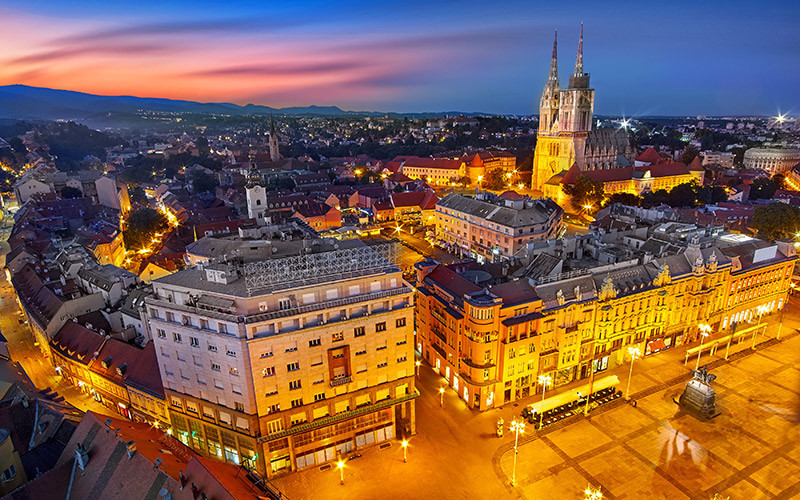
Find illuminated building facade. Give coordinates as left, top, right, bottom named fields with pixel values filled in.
left=435, top=193, right=563, bottom=263
left=531, top=26, right=633, bottom=192
left=147, top=238, right=415, bottom=477
left=415, top=238, right=795, bottom=410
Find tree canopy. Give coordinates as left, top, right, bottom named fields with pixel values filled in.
left=123, top=208, right=168, bottom=250
left=563, top=175, right=604, bottom=211
left=482, top=168, right=507, bottom=191
left=751, top=203, right=800, bottom=241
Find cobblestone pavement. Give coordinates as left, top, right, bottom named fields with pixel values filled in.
left=272, top=304, right=800, bottom=500
left=494, top=327, right=800, bottom=499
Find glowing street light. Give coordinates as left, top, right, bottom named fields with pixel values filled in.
left=584, top=484, right=603, bottom=500
left=337, top=460, right=345, bottom=485
left=439, top=387, right=445, bottom=407
left=415, top=360, right=421, bottom=376
left=402, top=439, right=409, bottom=463
left=695, top=323, right=712, bottom=370
left=509, top=418, right=525, bottom=486
left=776, top=112, right=787, bottom=124
left=537, top=374, right=552, bottom=429
left=753, top=304, right=769, bottom=350
left=625, top=346, right=641, bottom=400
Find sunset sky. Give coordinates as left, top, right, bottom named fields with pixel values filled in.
left=0, top=0, right=798, bottom=115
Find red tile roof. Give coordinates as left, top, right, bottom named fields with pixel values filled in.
left=636, top=147, right=661, bottom=164
left=425, top=265, right=481, bottom=297
left=51, top=322, right=106, bottom=364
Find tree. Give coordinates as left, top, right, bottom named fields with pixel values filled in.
left=191, top=173, right=218, bottom=194
left=605, top=192, right=641, bottom=207
left=129, top=186, right=147, bottom=205
left=751, top=203, right=800, bottom=241
left=123, top=208, right=168, bottom=250
left=458, top=175, right=472, bottom=187
left=563, top=175, right=604, bottom=211
left=482, top=168, right=506, bottom=191
left=641, top=189, right=670, bottom=207
left=678, top=144, right=699, bottom=166
left=772, top=174, right=786, bottom=191
left=749, top=177, right=777, bottom=200
left=667, top=182, right=699, bottom=207
left=60, top=186, right=83, bottom=199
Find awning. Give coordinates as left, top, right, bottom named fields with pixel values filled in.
left=648, top=339, right=666, bottom=351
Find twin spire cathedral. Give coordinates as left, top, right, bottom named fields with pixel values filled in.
left=531, top=24, right=633, bottom=192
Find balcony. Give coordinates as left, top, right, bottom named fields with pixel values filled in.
left=330, top=376, right=352, bottom=387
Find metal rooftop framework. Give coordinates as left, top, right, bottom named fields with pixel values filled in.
left=243, top=241, right=399, bottom=295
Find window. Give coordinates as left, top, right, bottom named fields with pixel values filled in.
left=291, top=398, right=303, bottom=408
left=377, top=359, right=388, bottom=368
left=258, top=302, right=267, bottom=312
left=289, top=380, right=301, bottom=391
left=218, top=323, right=228, bottom=334
left=193, top=355, right=202, bottom=367
left=278, top=298, right=292, bottom=310
left=234, top=401, right=244, bottom=411
left=263, top=366, right=276, bottom=377
left=232, top=384, right=242, bottom=394
left=229, top=366, right=239, bottom=376
left=211, top=362, right=221, bottom=371
left=354, top=327, right=365, bottom=337
left=376, top=340, right=387, bottom=351
left=202, top=407, right=215, bottom=419
left=396, top=318, right=406, bottom=328
left=157, top=329, right=166, bottom=339
left=181, top=315, right=191, bottom=326
left=265, top=385, right=278, bottom=396
left=199, top=319, right=209, bottom=330
left=170, top=396, right=182, bottom=408
left=287, top=362, right=300, bottom=372
left=261, top=348, right=273, bottom=358
left=397, top=355, right=407, bottom=363
left=332, top=332, right=344, bottom=342
left=268, top=404, right=281, bottom=416
left=173, top=332, right=182, bottom=343
left=186, top=402, right=198, bottom=414
left=509, top=348, right=516, bottom=359
left=166, top=312, right=175, bottom=322
left=208, top=343, right=217, bottom=352
left=309, top=338, right=321, bottom=347
left=2, top=464, right=17, bottom=481
left=219, top=412, right=231, bottom=425
left=314, top=392, right=326, bottom=402
left=226, top=348, right=237, bottom=357
left=190, top=337, right=199, bottom=347
left=214, top=379, right=224, bottom=389
left=375, top=322, right=386, bottom=332
left=285, top=341, right=298, bottom=353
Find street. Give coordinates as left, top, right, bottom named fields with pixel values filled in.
left=272, top=304, right=800, bottom=499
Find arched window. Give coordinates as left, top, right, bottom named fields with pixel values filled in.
left=256, top=199, right=261, bottom=206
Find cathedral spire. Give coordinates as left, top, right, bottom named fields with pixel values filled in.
left=547, top=30, right=559, bottom=89
left=573, top=22, right=584, bottom=77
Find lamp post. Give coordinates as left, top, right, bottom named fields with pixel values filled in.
left=509, top=418, right=525, bottom=486
left=695, top=324, right=711, bottom=370
left=439, top=387, right=445, bottom=407
left=537, top=375, right=552, bottom=430
left=753, top=305, right=768, bottom=350
left=624, top=346, right=641, bottom=400
left=415, top=360, right=421, bottom=376
left=584, top=484, right=603, bottom=500
left=337, top=460, right=344, bottom=485
left=402, top=439, right=408, bottom=463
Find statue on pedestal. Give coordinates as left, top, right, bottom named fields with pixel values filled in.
left=677, top=366, right=718, bottom=419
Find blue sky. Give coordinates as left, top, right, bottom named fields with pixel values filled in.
left=0, top=0, right=797, bottom=115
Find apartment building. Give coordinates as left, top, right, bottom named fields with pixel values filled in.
left=147, top=237, right=415, bottom=477
left=415, top=238, right=795, bottom=410
left=435, top=193, right=563, bottom=263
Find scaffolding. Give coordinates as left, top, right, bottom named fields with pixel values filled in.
left=243, top=242, right=399, bottom=295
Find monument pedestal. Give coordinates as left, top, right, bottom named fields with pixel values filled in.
left=677, top=366, right=719, bottom=420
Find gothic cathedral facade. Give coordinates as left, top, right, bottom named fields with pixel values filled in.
left=531, top=25, right=632, bottom=192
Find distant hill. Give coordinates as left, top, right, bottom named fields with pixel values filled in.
left=0, top=85, right=357, bottom=120
left=0, top=85, right=489, bottom=121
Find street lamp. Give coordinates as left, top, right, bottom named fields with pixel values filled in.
left=625, top=346, right=641, bottom=400
left=337, top=460, right=345, bottom=485
left=584, top=484, right=603, bottom=500
left=415, top=360, right=421, bottom=376
left=695, top=323, right=711, bottom=370
left=439, top=387, right=445, bottom=407
left=537, top=375, right=552, bottom=430
left=753, top=304, right=768, bottom=350
left=509, top=418, right=525, bottom=486
left=402, top=439, right=408, bottom=463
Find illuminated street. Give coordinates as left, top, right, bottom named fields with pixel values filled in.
left=272, top=306, right=800, bottom=499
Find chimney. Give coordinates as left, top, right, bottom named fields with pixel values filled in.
left=126, top=440, right=136, bottom=459
left=76, top=443, right=89, bottom=470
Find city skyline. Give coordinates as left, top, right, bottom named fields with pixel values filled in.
left=0, top=0, right=798, bottom=116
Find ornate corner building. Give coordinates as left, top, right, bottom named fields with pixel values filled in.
left=531, top=25, right=634, bottom=192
